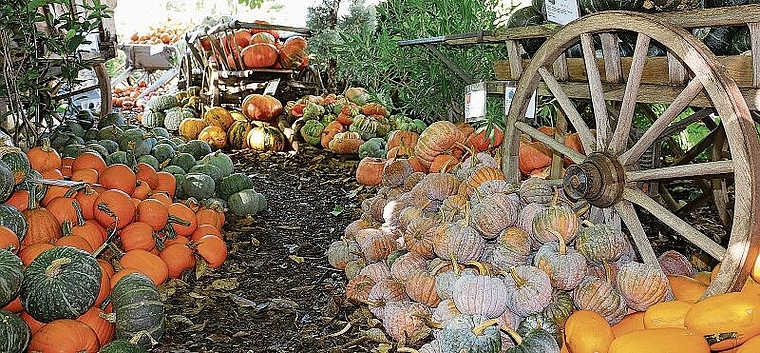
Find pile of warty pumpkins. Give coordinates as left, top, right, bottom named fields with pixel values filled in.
left=327, top=122, right=760, bottom=353
left=0, top=110, right=263, bottom=352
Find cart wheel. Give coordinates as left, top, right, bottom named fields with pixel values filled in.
left=503, top=11, right=760, bottom=297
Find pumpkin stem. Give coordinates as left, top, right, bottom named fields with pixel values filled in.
left=167, top=215, right=192, bottom=227
left=129, top=330, right=159, bottom=347
left=63, top=184, right=82, bottom=198
left=450, top=252, right=461, bottom=275
left=472, top=187, right=483, bottom=202
left=27, top=182, right=40, bottom=210
left=362, top=298, right=385, bottom=307
left=472, top=319, right=499, bottom=336
left=508, top=267, right=527, bottom=288
left=396, top=348, right=420, bottom=353
left=465, top=261, right=491, bottom=277
left=99, top=311, right=117, bottom=323
left=573, top=200, right=591, bottom=217
left=582, top=219, right=595, bottom=228
left=551, top=187, right=560, bottom=206
left=602, top=260, right=613, bottom=284
left=97, top=203, right=120, bottom=228
left=41, top=138, right=53, bottom=151
left=547, top=228, right=567, bottom=255
left=430, top=261, right=450, bottom=276
left=72, top=200, right=86, bottom=227
left=501, top=326, right=523, bottom=346
left=45, top=257, right=72, bottom=278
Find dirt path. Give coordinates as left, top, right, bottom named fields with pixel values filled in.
left=154, top=148, right=375, bottom=353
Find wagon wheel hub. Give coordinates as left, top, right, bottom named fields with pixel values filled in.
left=563, top=152, right=625, bottom=208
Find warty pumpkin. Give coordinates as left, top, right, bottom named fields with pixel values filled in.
left=345, top=274, right=375, bottom=304
left=503, top=265, right=552, bottom=317
left=533, top=230, right=587, bottom=290
left=414, top=121, right=465, bottom=168
left=0, top=309, right=30, bottom=353
left=452, top=264, right=509, bottom=319
left=572, top=275, right=628, bottom=325
left=439, top=314, right=502, bottom=353
left=488, top=227, right=532, bottom=270
left=471, top=193, right=519, bottom=239
left=197, top=125, right=228, bottom=150
left=356, top=157, right=385, bottom=186
left=382, top=301, right=432, bottom=344
left=178, top=118, right=209, bottom=140
left=367, top=278, right=408, bottom=320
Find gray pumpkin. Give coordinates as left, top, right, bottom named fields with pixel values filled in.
left=440, top=314, right=501, bottom=353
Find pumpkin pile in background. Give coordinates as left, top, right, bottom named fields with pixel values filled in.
left=326, top=128, right=760, bottom=352
left=202, top=23, right=309, bottom=70
left=0, top=109, right=266, bottom=352
left=127, top=22, right=187, bottom=45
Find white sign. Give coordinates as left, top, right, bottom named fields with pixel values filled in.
left=546, top=0, right=581, bottom=25
left=504, top=83, right=537, bottom=120
left=263, top=79, right=281, bottom=96
left=464, top=82, right=487, bottom=122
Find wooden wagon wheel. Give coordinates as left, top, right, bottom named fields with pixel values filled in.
left=502, top=11, right=760, bottom=297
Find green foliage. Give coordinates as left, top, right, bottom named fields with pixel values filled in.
left=307, top=0, right=515, bottom=122
left=237, top=0, right=266, bottom=9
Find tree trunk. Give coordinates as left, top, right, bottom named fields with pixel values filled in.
left=325, top=0, right=341, bottom=93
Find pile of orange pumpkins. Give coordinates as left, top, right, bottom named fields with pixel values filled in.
left=201, top=21, right=309, bottom=70
left=0, top=135, right=230, bottom=351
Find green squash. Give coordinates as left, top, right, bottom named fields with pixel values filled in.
left=702, top=27, right=736, bottom=55
left=169, top=137, right=185, bottom=146
left=60, top=120, right=86, bottom=138
left=300, top=120, right=325, bottom=146
left=98, top=112, right=127, bottom=129
left=59, top=144, right=87, bottom=159
left=151, top=143, right=176, bottom=165
left=161, top=165, right=186, bottom=177
left=0, top=249, right=23, bottom=307
left=99, top=338, right=149, bottom=353
left=189, top=164, right=224, bottom=184
left=137, top=155, right=160, bottom=171
left=0, top=309, right=31, bottom=353
left=181, top=173, right=216, bottom=200
left=20, top=246, right=101, bottom=323
left=97, top=139, right=120, bottom=154
left=85, top=143, right=110, bottom=159
left=141, top=110, right=165, bottom=129
left=730, top=26, right=751, bottom=54
left=227, top=189, right=267, bottom=216
left=504, top=328, right=560, bottom=353
left=506, top=7, right=545, bottom=56
left=14, top=169, right=46, bottom=203
left=0, top=205, right=27, bottom=242
left=217, top=173, right=254, bottom=201
left=119, top=129, right=153, bottom=158
left=107, top=151, right=136, bottom=168
left=97, top=125, right=124, bottom=141
left=543, top=289, right=574, bottom=329
left=150, top=127, right=170, bottom=139
left=0, top=147, right=30, bottom=185
left=518, top=313, right=562, bottom=348
left=247, top=125, right=286, bottom=153
left=75, top=110, right=95, bottom=130
left=302, top=102, right=326, bottom=120
left=320, top=113, right=337, bottom=126
left=358, top=137, right=386, bottom=159
left=84, top=128, right=99, bottom=142
left=111, top=273, right=165, bottom=348
left=163, top=107, right=195, bottom=131
left=440, top=314, right=502, bottom=353
left=227, top=120, right=253, bottom=150
left=348, top=114, right=378, bottom=140
left=200, top=150, right=234, bottom=177
left=171, top=153, right=197, bottom=173
left=145, top=95, right=179, bottom=113
left=178, top=140, right=213, bottom=160
left=0, top=161, right=15, bottom=202
left=578, top=0, right=645, bottom=14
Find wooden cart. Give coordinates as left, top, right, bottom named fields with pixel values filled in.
left=181, top=20, right=322, bottom=107
left=111, top=43, right=181, bottom=100
left=401, top=4, right=760, bottom=298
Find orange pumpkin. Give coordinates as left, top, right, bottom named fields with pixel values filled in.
left=21, top=195, right=62, bottom=246
left=60, top=157, right=75, bottom=178
left=386, top=131, right=419, bottom=151
left=429, top=154, right=459, bottom=173
left=612, top=311, right=646, bottom=338
left=565, top=310, right=615, bottom=353
left=20, top=311, right=46, bottom=334
left=26, top=139, right=61, bottom=172
left=0, top=225, right=20, bottom=253
left=74, top=186, right=100, bottom=220
left=197, top=125, right=228, bottom=150
left=131, top=180, right=153, bottom=200
left=18, top=243, right=54, bottom=267
left=148, top=192, right=173, bottom=207
left=27, top=319, right=100, bottom=353
left=76, top=307, right=114, bottom=346
left=196, top=206, right=225, bottom=229
left=241, top=43, right=279, bottom=68
left=40, top=168, right=64, bottom=180
left=2, top=296, right=23, bottom=313
left=356, top=157, right=385, bottom=186
left=160, top=243, right=196, bottom=279
left=518, top=135, right=553, bottom=176
left=155, top=172, right=177, bottom=199
left=119, top=221, right=156, bottom=252
left=54, top=235, right=94, bottom=252
left=70, top=168, right=99, bottom=184
left=120, top=249, right=169, bottom=285
left=72, top=151, right=107, bottom=174
left=191, top=224, right=223, bottom=241
left=135, top=163, right=159, bottom=190
left=321, top=121, right=345, bottom=149
left=99, top=164, right=137, bottom=195
left=137, top=199, right=169, bottom=231
left=4, top=190, right=29, bottom=211
left=241, top=94, right=282, bottom=123
left=168, top=203, right=198, bottom=237
left=93, top=189, right=136, bottom=230
left=194, top=234, right=228, bottom=269
left=109, top=268, right=141, bottom=289
left=279, top=35, right=308, bottom=69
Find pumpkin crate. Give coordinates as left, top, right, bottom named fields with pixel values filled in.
left=181, top=20, right=322, bottom=106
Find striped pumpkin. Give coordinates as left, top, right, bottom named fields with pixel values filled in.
left=20, top=246, right=101, bottom=323
left=203, top=107, right=235, bottom=131
left=0, top=249, right=23, bottom=308
left=227, top=120, right=253, bottom=150
left=0, top=147, right=29, bottom=185
left=0, top=309, right=30, bottom=353
left=246, top=125, right=286, bottom=152
left=111, top=273, right=165, bottom=348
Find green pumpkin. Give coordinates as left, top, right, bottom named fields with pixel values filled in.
left=14, top=169, right=46, bottom=203
left=164, top=107, right=195, bottom=131
left=358, top=137, right=386, bottom=159
left=107, top=151, right=136, bottom=168
left=151, top=143, right=176, bottom=165
left=141, top=110, right=165, bottom=128
left=151, top=127, right=170, bottom=139
left=506, top=7, right=546, bottom=56
left=85, top=143, right=110, bottom=159
left=702, top=27, right=737, bottom=55
left=730, top=26, right=751, bottom=54
left=227, top=189, right=267, bottom=216
left=97, top=139, right=120, bottom=154
left=75, top=110, right=95, bottom=130
left=20, top=246, right=101, bottom=323
left=171, top=153, right=197, bottom=173
left=302, top=102, right=326, bottom=120
left=59, top=144, right=87, bottom=159
left=0, top=249, right=23, bottom=307
left=0, top=205, right=27, bottom=242
left=111, top=273, right=165, bottom=348
left=247, top=126, right=286, bottom=152
left=60, top=120, right=86, bottom=138
left=440, top=314, right=501, bottom=353
left=189, top=164, right=224, bottom=184
left=518, top=313, right=562, bottom=348
left=98, top=112, right=127, bottom=129
left=0, top=309, right=31, bottom=353
left=0, top=161, right=15, bottom=202
left=49, top=132, right=77, bottom=151
left=543, top=289, right=574, bottom=329
left=181, top=173, right=216, bottom=200
left=227, top=120, right=253, bottom=150
left=97, top=125, right=124, bottom=141
left=504, top=328, right=560, bottom=353
left=575, top=224, right=627, bottom=265
left=320, top=113, right=337, bottom=126
left=119, top=128, right=153, bottom=158
left=200, top=150, right=234, bottom=177
left=375, top=116, right=392, bottom=137
left=137, top=155, right=160, bottom=171
left=84, top=128, right=99, bottom=142
left=0, top=147, right=30, bottom=185
left=348, top=114, right=378, bottom=140
left=161, top=165, right=186, bottom=176
left=178, top=140, right=212, bottom=160
left=146, top=94, right=179, bottom=113
left=99, top=338, right=149, bottom=353
left=217, top=173, right=254, bottom=201
left=300, top=120, right=325, bottom=146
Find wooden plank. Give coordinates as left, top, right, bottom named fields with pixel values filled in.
left=494, top=55, right=757, bottom=87
left=667, top=51, right=688, bottom=85
left=750, top=22, right=760, bottom=88
left=600, top=33, right=622, bottom=83
left=553, top=53, right=569, bottom=81
left=506, top=40, right=523, bottom=80
left=581, top=33, right=610, bottom=148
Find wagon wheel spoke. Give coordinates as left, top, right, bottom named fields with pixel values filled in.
left=538, top=67, right=596, bottom=152
left=515, top=121, right=586, bottom=163
left=581, top=33, right=609, bottom=149
left=625, top=160, right=734, bottom=182
left=609, top=33, right=650, bottom=154
left=613, top=201, right=660, bottom=268
left=622, top=187, right=726, bottom=259
left=619, top=77, right=704, bottom=166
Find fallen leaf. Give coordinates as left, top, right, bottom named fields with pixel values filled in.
left=232, top=331, right=249, bottom=338
left=363, top=328, right=390, bottom=343
left=276, top=225, right=301, bottom=230
left=251, top=237, right=260, bottom=246
left=330, top=205, right=344, bottom=216
left=229, top=293, right=257, bottom=308
left=183, top=320, right=207, bottom=332
left=206, top=333, right=231, bottom=343
left=376, top=343, right=392, bottom=353
left=195, top=258, right=208, bottom=279
left=289, top=255, right=304, bottom=264
left=209, top=278, right=239, bottom=291
left=268, top=298, right=299, bottom=312
left=169, top=315, right=194, bottom=326
left=188, top=292, right=206, bottom=299
left=346, top=186, right=363, bottom=199
left=236, top=216, right=255, bottom=226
